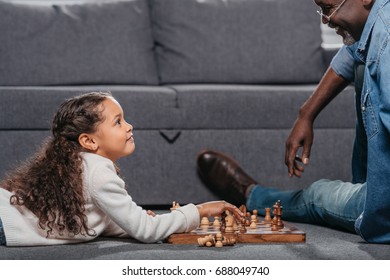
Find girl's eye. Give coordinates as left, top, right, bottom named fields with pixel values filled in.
left=116, top=119, right=121, bottom=126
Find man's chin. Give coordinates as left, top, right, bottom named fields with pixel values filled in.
left=334, top=26, right=356, bottom=46
left=340, top=30, right=356, bottom=45
left=342, top=35, right=356, bottom=46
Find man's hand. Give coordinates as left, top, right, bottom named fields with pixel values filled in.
left=284, top=67, right=350, bottom=178
left=285, top=117, right=313, bottom=177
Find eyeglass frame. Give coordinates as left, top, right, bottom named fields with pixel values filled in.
left=316, top=0, right=348, bottom=22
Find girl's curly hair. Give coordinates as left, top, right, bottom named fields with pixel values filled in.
left=0, top=91, right=112, bottom=237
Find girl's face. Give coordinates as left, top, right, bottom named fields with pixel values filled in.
left=91, top=97, right=135, bottom=162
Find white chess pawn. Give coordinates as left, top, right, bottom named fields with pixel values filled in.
left=213, top=216, right=220, bottom=227
left=215, top=233, right=223, bottom=248
left=201, top=217, right=210, bottom=227
left=250, top=214, right=257, bottom=229
left=253, top=209, right=259, bottom=222
left=197, top=234, right=215, bottom=247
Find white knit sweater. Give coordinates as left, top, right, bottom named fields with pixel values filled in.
left=0, top=153, right=200, bottom=246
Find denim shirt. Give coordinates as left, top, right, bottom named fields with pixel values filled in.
left=331, top=0, right=390, bottom=243
left=331, top=44, right=357, bottom=82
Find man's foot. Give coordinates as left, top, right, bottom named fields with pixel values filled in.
left=197, top=150, right=258, bottom=206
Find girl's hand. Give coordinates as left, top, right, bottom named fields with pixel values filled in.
left=196, top=200, right=245, bottom=220
left=146, top=210, right=156, bottom=217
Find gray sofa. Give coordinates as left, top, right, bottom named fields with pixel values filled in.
left=1, top=0, right=388, bottom=260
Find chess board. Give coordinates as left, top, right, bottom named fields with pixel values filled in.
left=166, top=221, right=306, bottom=244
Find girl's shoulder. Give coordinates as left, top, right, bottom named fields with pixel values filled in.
left=81, top=152, right=112, bottom=163
left=81, top=153, right=126, bottom=194
left=81, top=152, right=116, bottom=174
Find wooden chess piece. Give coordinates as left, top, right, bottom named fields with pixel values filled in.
left=271, top=217, right=278, bottom=231
left=213, top=216, right=221, bottom=227
left=276, top=206, right=284, bottom=229
left=250, top=214, right=257, bottom=229
left=276, top=215, right=284, bottom=229
left=203, top=234, right=215, bottom=247
left=271, top=201, right=277, bottom=231
left=220, top=211, right=227, bottom=233
left=240, top=217, right=247, bottom=233
left=201, top=217, right=210, bottom=228
left=253, top=209, right=259, bottom=222
left=271, top=200, right=284, bottom=230
left=245, top=212, right=251, bottom=226
left=222, top=237, right=236, bottom=246
left=225, top=211, right=235, bottom=233
left=215, top=233, right=223, bottom=247
left=277, top=203, right=284, bottom=229
left=233, top=217, right=239, bottom=231
left=197, top=234, right=215, bottom=247
left=264, top=207, right=272, bottom=224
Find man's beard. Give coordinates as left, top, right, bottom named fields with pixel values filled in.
left=343, top=31, right=356, bottom=45
left=335, top=26, right=356, bottom=45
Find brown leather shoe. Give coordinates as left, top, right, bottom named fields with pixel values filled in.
left=197, top=150, right=258, bottom=206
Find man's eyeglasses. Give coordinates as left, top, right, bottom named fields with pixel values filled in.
left=316, top=0, right=347, bottom=22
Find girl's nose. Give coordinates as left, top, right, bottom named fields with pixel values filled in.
left=127, top=122, right=133, bottom=132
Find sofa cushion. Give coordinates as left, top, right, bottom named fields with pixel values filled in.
left=170, top=85, right=356, bottom=129
left=151, top=0, right=325, bottom=84
left=0, top=86, right=178, bottom=129
left=0, top=0, right=158, bottom=86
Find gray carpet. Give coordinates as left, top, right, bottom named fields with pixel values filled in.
left=1, top=223, right=389, bottom=260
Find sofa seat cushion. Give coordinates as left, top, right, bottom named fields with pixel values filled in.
left=152, top=0, right=326, bottom=84
left=0, top=0, right=158, bottom=86
left=170, top=84, right=356, bottom=129
left=0, top=86, right=178, bottom=129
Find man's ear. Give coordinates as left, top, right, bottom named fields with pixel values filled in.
left=78, top=133, right=98, bottom=151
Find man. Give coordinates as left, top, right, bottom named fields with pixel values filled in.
left=197, top=0, right=390, bottom=243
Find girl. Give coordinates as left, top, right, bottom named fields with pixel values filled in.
left=0, top=92, right=243, bottom=246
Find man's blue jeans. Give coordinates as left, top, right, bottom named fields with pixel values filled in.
left=246, top=179, right=366, bottom=232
